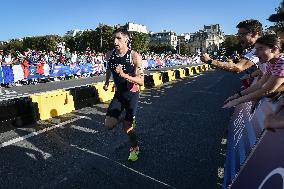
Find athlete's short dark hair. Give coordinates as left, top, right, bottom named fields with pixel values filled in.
left=113, top=27, right=131, bottom=38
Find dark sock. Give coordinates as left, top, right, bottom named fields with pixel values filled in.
left=128, top=130, right=138, bottom=147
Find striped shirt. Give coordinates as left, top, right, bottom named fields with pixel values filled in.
left=266, top=55, right=284, bottom=76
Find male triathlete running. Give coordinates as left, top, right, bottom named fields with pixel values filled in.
left=103, top=27, right=144, bottom=162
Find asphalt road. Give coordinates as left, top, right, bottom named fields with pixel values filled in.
left=0, top=69, right=241, bottom=189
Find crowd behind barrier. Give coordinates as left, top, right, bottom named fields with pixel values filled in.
left=0, top=63, right=106, bottom=86
left=0, top=48, right=202, bottom=87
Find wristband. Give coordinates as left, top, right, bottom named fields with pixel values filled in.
left=206, top=59, right=213, bottom=65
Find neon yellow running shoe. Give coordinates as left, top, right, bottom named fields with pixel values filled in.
left=128, top=146, right=140, bottom=162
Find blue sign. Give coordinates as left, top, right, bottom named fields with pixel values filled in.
left=0, top=66, right=3, bottom=84
left=2, top=65, right=14, bottom=84
left=223, top=98, right=276, bottom=188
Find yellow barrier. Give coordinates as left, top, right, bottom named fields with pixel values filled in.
left=93, top=82, right=115, bottom=103
left=204, top=64, right=209, bottom=70
left=197, top=66, right=201, bottom=73
left=208, top=64, right=211, bottom=70
left=167, top=70, right=176, bottom=81
left=31, top=90, right=75, bottom=120
left=191, top=66, right=200, bottom=74
left=139, top=85, right=145, bottom=91
left=151, top=72, right=163, bottom=86
left=177, top=68, right=186, bottom=78
left=198, top=65, right=204, bottom=72
left=186, top=67, right=194, bottom=76
left=203, top=64, right=209, bottom=71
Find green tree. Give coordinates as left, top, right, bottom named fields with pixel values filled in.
left=220, top=35, right=242, bottom=56
left=73, top=31, right=92, bottom=51
left=149, top=44, right=176, bottom=54
left=22, top=35, right=61, bottom=51
left=4, top=39, right=24, bottom=53
left=93, top=24, right=114, bottom=53
left=42, top=35, right=62, bottom=51
left=2, top=35, right=61, bottom=53
left=179, top=43, right=190, bottom=55
left=63, top=35, right=77, bottom=51
left=131, top=32, right=149, bottom=53
left=101, top=25, right=115, bottom=52
left=62, top=25, right=114, bottom=53
left=272, top=5, right=283, bottom=28
left=0, top=41, right=6, bottom=50
left=265, top=4, right=284, bottom=34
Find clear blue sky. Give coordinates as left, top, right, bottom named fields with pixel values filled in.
left=0, top=0, right=281, bottom=41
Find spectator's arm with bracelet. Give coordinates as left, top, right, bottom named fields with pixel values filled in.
left=207, top=58, right=254, bottom=73
left=201, top=52, right=254, bottom=73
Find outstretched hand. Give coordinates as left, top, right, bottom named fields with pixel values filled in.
left=200, top=53, right=211, bottom=63
left=222, top=99, right=240, bottom=109
left=224, top=93, right=239, bottom=104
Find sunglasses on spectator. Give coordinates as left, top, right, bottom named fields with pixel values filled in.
left=236, top=32, right=250, bottom=37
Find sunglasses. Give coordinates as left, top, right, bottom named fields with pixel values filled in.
left=236, top=32, right=250, bottom=37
